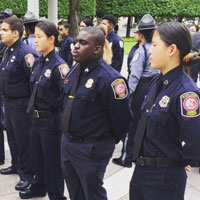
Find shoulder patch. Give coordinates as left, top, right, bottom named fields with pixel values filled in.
left=180, top=92, right=200, bottom=117
left=111, top=79, right=128, bottom=100
left=132, top=52, right=140, bottom=63
left=58, top=64, right=70, bottom=79
left=25, top=53, right=35, bottom=67
left=119, top=40, right=124, bottom=48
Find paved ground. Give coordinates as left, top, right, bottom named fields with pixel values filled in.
left=1, top=56, right=200, bottom=200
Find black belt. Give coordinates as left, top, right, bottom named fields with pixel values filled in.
left=136, top=157, right=183, bottom=167
left=65, top=132, right=111, bottom=143
left=33, top=110, right=59, bottom=118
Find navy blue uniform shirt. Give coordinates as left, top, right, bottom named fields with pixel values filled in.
left=107, top=31, right=124, bottom=72
left=31, top=50, right=69, bottom=111
left=140, top=65, right=200, bottom=164
left=59, top=34, right=74, bottom=67
left=63, top=57, right=132, bottom=143
left=1, top=40, right=38, bottom=98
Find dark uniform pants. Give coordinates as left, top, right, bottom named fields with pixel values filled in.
left=4, top=97, right=33, bottom=181
left=120, top=78, right=151, bottom=164
left=61, top=134, right=115, bottom=200
left=130, top=165, right=187, bottom=200
left=0, top=125, right=4, bottom=162
left=29, top=114, right=66, bottom=200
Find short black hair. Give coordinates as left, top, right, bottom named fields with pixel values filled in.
left=36, top=20, right=59, bottom=47
left=59, top=21, right=70, bottom=29
left=81, top=26, right=105, bottom=48
left=3, top=16, right=24, bottom=38
left=82, top=18, right=93, bottom=27
left=102, top=14, right=116, bottom=26
left=157, top=22, right=192, bottom=61
left=24, top=22, right=37, bottom=34
left=139, top=29, right=155, bottom=43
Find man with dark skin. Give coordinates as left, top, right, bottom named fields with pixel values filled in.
left=61, top=27, right=131, bottom=200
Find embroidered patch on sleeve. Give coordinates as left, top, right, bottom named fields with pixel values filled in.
left=180, top=92, right=200, bottom=117
left=119, top=40, right=124, bottom=48
left=131, top=52, right=140, bottom=63
left=111, top=79, right=128, bottom=99
left=25, top=53, right=35, bottom=67
left=58, top=64, right=70, bottom=79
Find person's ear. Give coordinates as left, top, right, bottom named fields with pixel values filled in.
left=12, top=30, right=19, bottom=38
left=49, top=35, right=55, bottom=45
left=169, top=44, right=178, bottom=57
left=94, top=46, right=103, bottom=55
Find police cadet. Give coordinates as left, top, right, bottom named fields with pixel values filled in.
left=58, top=21, right=74, bottom=67
left=101, top=14, right=124, bottom=72
left=0, top=16, right=38, bottom=191
left=61, top=27, right=131, bottom=200
left=113, top=15, right=159, bottom=168
left=23, top=11, right=39, bottom=51
left=19, top=20, right=67, bottom=200
left=0, top=9, right=13, bottom=166
left=129, top=22, right=200, bottom=200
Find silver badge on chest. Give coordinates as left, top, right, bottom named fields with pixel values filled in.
left=159, top=95, right=170, bottom=108
left=44, top=69, right=51, bottom=78
left=85, top=78, right=94, bottom=88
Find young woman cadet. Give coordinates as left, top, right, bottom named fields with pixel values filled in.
left=129, top=22, right=200, bottom=200
left=19, top=20, right=68, bottom=200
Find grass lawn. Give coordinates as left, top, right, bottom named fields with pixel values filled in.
left=122, top=37, right=136, bottom=55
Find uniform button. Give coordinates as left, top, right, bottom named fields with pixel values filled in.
left=146, top=109, right=149, bottom=112
left=10, top=48, right=14, bottom=51
left=164, top=80, right=168, bottom=85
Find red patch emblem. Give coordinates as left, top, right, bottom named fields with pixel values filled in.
left=25, top=54, right=35, bottom=67
left=115, top=82, right=126, bottom=95
left=180, top=92, right=200, bottom=117
left=111, top=79, right=128, bottom=99
left=58, top=64, right=70, bottom=79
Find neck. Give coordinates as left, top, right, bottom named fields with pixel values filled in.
left=161, top=61, right=180, bottom=75
left=7, top=38, right=19, bottom=47
left=42, top=47, right=54, bottom=57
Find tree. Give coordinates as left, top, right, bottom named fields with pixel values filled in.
left=69, top=0, right=81, bottom=39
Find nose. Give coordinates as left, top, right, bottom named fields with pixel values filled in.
left=74, top=41, right=80, bottom=49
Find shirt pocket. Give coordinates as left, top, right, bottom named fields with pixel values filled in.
left=6, top=62, right=18, bottom=79
left=37, top=77, right=51, bottom=97
left=150, top=106, right=169, bottom=125
left=74, top=89, right=97, bottom=117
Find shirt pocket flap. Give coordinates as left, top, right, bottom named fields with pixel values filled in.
left=38, top=77, right=51, bottom=88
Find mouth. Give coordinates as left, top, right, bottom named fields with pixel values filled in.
left=72, top=50, right=78, bottom=57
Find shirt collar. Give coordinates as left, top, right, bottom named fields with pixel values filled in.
left=80, top=57, right=102, bottom=74
left=10, top=39, right=22, bottom=52
left=161, top=65, right=183, bottom=88
left=41, top=49, right=56, bottom=63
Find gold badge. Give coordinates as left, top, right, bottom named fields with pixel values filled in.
left=85, top=78, right=94, bottom=88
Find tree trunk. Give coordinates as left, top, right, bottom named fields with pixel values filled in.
left=69, top=0, right=81, bottom=39
left=126, top=16, right=133, bottom=37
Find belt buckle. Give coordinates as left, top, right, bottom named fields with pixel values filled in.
left=138, top=157, right=145, bottom=167
left=34, top=110, right=40, bottom=118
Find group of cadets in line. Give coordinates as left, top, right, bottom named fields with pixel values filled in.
left=0, top=8, right=200, bottom=200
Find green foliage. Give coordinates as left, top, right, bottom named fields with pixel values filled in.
left=96, top=0, right=200, bottom=19
left=0, top=0, right=95, bottom=19
left=81, top=0, right=96, bottom=18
